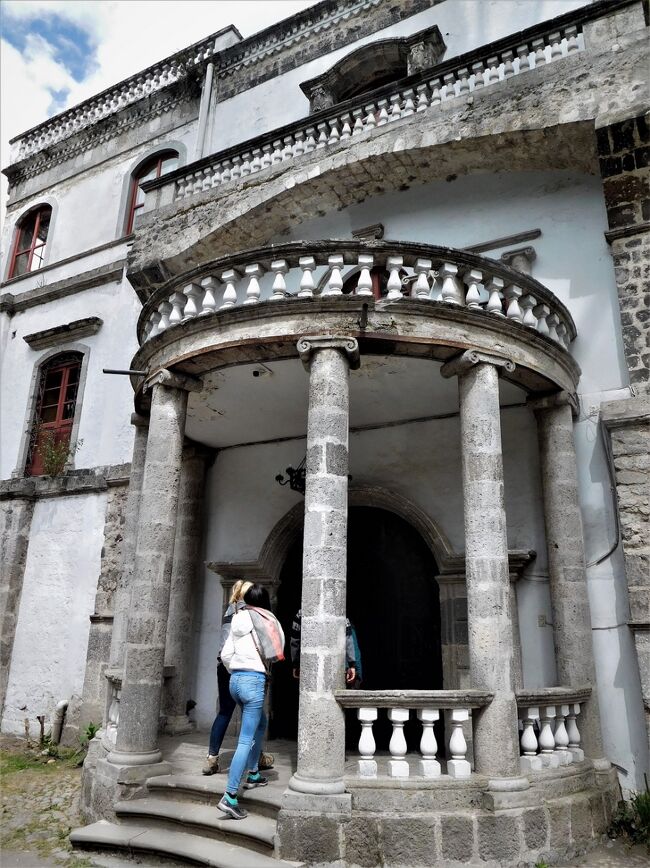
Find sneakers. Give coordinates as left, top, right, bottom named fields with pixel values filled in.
left=217, top=793, right=247, bottom=820
left=259, top=752, right=274, bottom=770
left=202, top=754, right=220, bottom=775
left=243, top=772, right=268, bottom=789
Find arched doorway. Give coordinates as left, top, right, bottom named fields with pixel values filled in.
left=271, top=506, right=443, bottom=750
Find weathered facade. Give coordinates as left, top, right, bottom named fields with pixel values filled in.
left=1, top=0, right=649, bottom=865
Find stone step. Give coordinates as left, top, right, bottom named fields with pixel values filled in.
left=71, top=820, right=301, bottom=867
left=147, top=773, right=283, bottom=817
left=115, top=797, right=276, bottom=854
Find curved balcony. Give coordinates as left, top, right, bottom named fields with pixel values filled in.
left=133, top=240, right=579, bottom=398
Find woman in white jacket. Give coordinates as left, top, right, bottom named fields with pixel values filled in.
left=218, top=583, right=285, bottom=820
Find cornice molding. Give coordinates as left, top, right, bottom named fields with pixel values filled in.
left=23, top=316, right=103, bottom=350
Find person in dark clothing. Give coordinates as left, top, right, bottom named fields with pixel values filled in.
left=290, top=609, right=362, bottom=686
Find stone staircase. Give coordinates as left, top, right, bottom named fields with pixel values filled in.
left=71, top=740, right=302, bottom=867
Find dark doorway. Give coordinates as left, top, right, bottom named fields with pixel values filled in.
left=270, top=506, right=443, bottom=752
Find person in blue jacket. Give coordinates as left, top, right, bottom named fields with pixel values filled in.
left=290, top=609, right=362, bottom=687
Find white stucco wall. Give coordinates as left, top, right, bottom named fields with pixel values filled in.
left=0, top=276, right=140, bottom=478
left=210, top=0, right=590, bottom=154
left=1, top=493, right=106, bottom=735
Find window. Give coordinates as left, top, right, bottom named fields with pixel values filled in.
left=9, top=205, right=52, bottom=279
left=126, top=151, right=179, bottom=234
left=26, top=352, right=82, bottom=476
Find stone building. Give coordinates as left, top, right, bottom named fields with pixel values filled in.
left=1, top=0, right=649, bottom=864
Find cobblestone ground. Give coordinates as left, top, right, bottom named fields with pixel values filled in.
left=1, top=737, right=648, bottom=867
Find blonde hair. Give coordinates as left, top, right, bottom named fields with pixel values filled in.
left=229, top=580, right=253, bottom=604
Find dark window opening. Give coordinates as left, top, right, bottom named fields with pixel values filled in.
left=26, top=352, right=82, bottom=477
left=126, top=151, right=179, bottom=234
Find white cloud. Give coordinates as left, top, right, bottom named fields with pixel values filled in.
left=1, top=0, right=317, bottom=218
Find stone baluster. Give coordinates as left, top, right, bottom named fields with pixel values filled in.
left=386, top=256, right=404, bottom=300
left=364, top=103, right=377, bottom=129
left=441, top=262, right=464, bottom=305
left=517, top=45, right=531, bottom=72
left=532, top=38, right=547, bottom=66
left=157, top=300, right=173, bottom=333
left=261, top=143, right=273, bottom=167
left=553, top=704, right=571, bottom=765
left=564, top=26, right=580, bottom=54
left=504, top=285, right=523, bottom=322
left=486, top=56, right=500, bottom=85
left=182, top=282, right=204, bottom=320
left=358, top=708, right=378, bottom=778
left=200, top=277, right=219, bottom=315
left=447, top=708, right=471, bottom=778
left=534, top=303, right=550, bottom=335
left=546, top=312, right=560, bottom=342
left=351, top=110, right=365, bottom=135
left=210, top=164, right=222, bottom=189
left=270, top=260, right=289, bottom=300
left=316, top=123, right=329, bottom=148
left=168, top=291, right=187, bottom=326
left=471, top=61, right=485, bottom=89
left=328, top=120, right=340, bottom=145
left=442, top=72, right=456, bottom=100
left=549, top=32, right=563, bottom=61
left=323, top=255, right=344, bottom=297
left=457, top=68, right=471, bottom=95
left=464, top=268, right=482, bottom=309
left=414, top=259, right=432, bottom=300
left=416, top=83, right=430, bottom=112
left=502, top=50, right=515, bottom=78
left=220, top=163, right=232, bottom=184
left=105, top=680, right=121, bottom=747
left=556, top=322, right=569, bottom=348
left=340, top=114, right=352, bottom=139
left=292, top=132, right=305, bottom=157
left=282, top=136, right=294, bottom=160
left=287, top=336, right=359, bottom=805
left=538, top=706, right=560, bottom=767
left=388, top=708, right=409, bottom=777
left=485, top=276, right=505, bottom=315
left=244, top=263, right=264, bottom=305
left=230, top=155, right=242, bottom=179
left=272, top=139, right=284, bottom=161
left=377, top=99, right=389, bottom=126
left=298, top=256, right=316, bottom=298
left=567, top=703, right=584, bottom=762
left=220, top=268, right=240, bottom=309
left=520, top=294, right=538, bottom=328
left=250, top=148, right=262, bottom=172
left=389, top=94, right=402, bottom=121
left=401, top=89, right=416, bottom=117
left=146, top=311, right=161, bottom=340
left=355, top=254, right=374, bottom=297
left=519, top=707, right=543, bottom=772
left=418, top=709, right=441, bottom=777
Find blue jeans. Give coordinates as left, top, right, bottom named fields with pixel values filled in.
left=226, top=671, right=267, bottom=795
left=208, top=663, right=236, bottom=756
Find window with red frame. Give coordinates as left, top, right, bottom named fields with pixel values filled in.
left=27, top=352, right=82, bottom=476
left=126, top=151, right=179, bottom=234
left=9, top=205, right=52, bottom=279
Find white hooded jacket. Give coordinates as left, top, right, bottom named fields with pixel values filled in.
left=221, top=609, right=265, bottom=674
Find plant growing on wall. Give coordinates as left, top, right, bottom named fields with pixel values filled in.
left=34, top=426, right=83, bottom=476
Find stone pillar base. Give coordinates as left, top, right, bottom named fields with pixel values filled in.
left=81, top=754, right=172, bottom=823
left=164, top=714, right=196, bottom=735
left=278, top=791, right=352, bottom=865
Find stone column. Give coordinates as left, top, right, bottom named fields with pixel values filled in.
left=107, top=414, right=149, bottom=673
left=108, top=371, right=200, bottom=766
left=163, top=442, right=209, bottom=734
left=289, top=336, right=359, bottom=796
left=530, top=393, right=607, bottom=764
left=441, top=350, right=524, bottom=784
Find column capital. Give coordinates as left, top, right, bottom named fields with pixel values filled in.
left=297, top=335, right=360, bottom=370
left=143, top=368, right=202, bottom=395
left=440, top=349, right=515, bottom=379
left=500, top=246, right=537, bottom=274
left=527, top=390, right=579, bottom=416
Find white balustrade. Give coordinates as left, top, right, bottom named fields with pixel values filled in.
left=388, top=707, right=410, bottom=777
left=418, top=708, right=441, bottom=777
left=447, top=708, right=471, bottom=778
left=140, top=246, right=575, bottom=355
left=517, top=698, right=586, bottom=771
left=357, top=707, right=378, bottom=777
